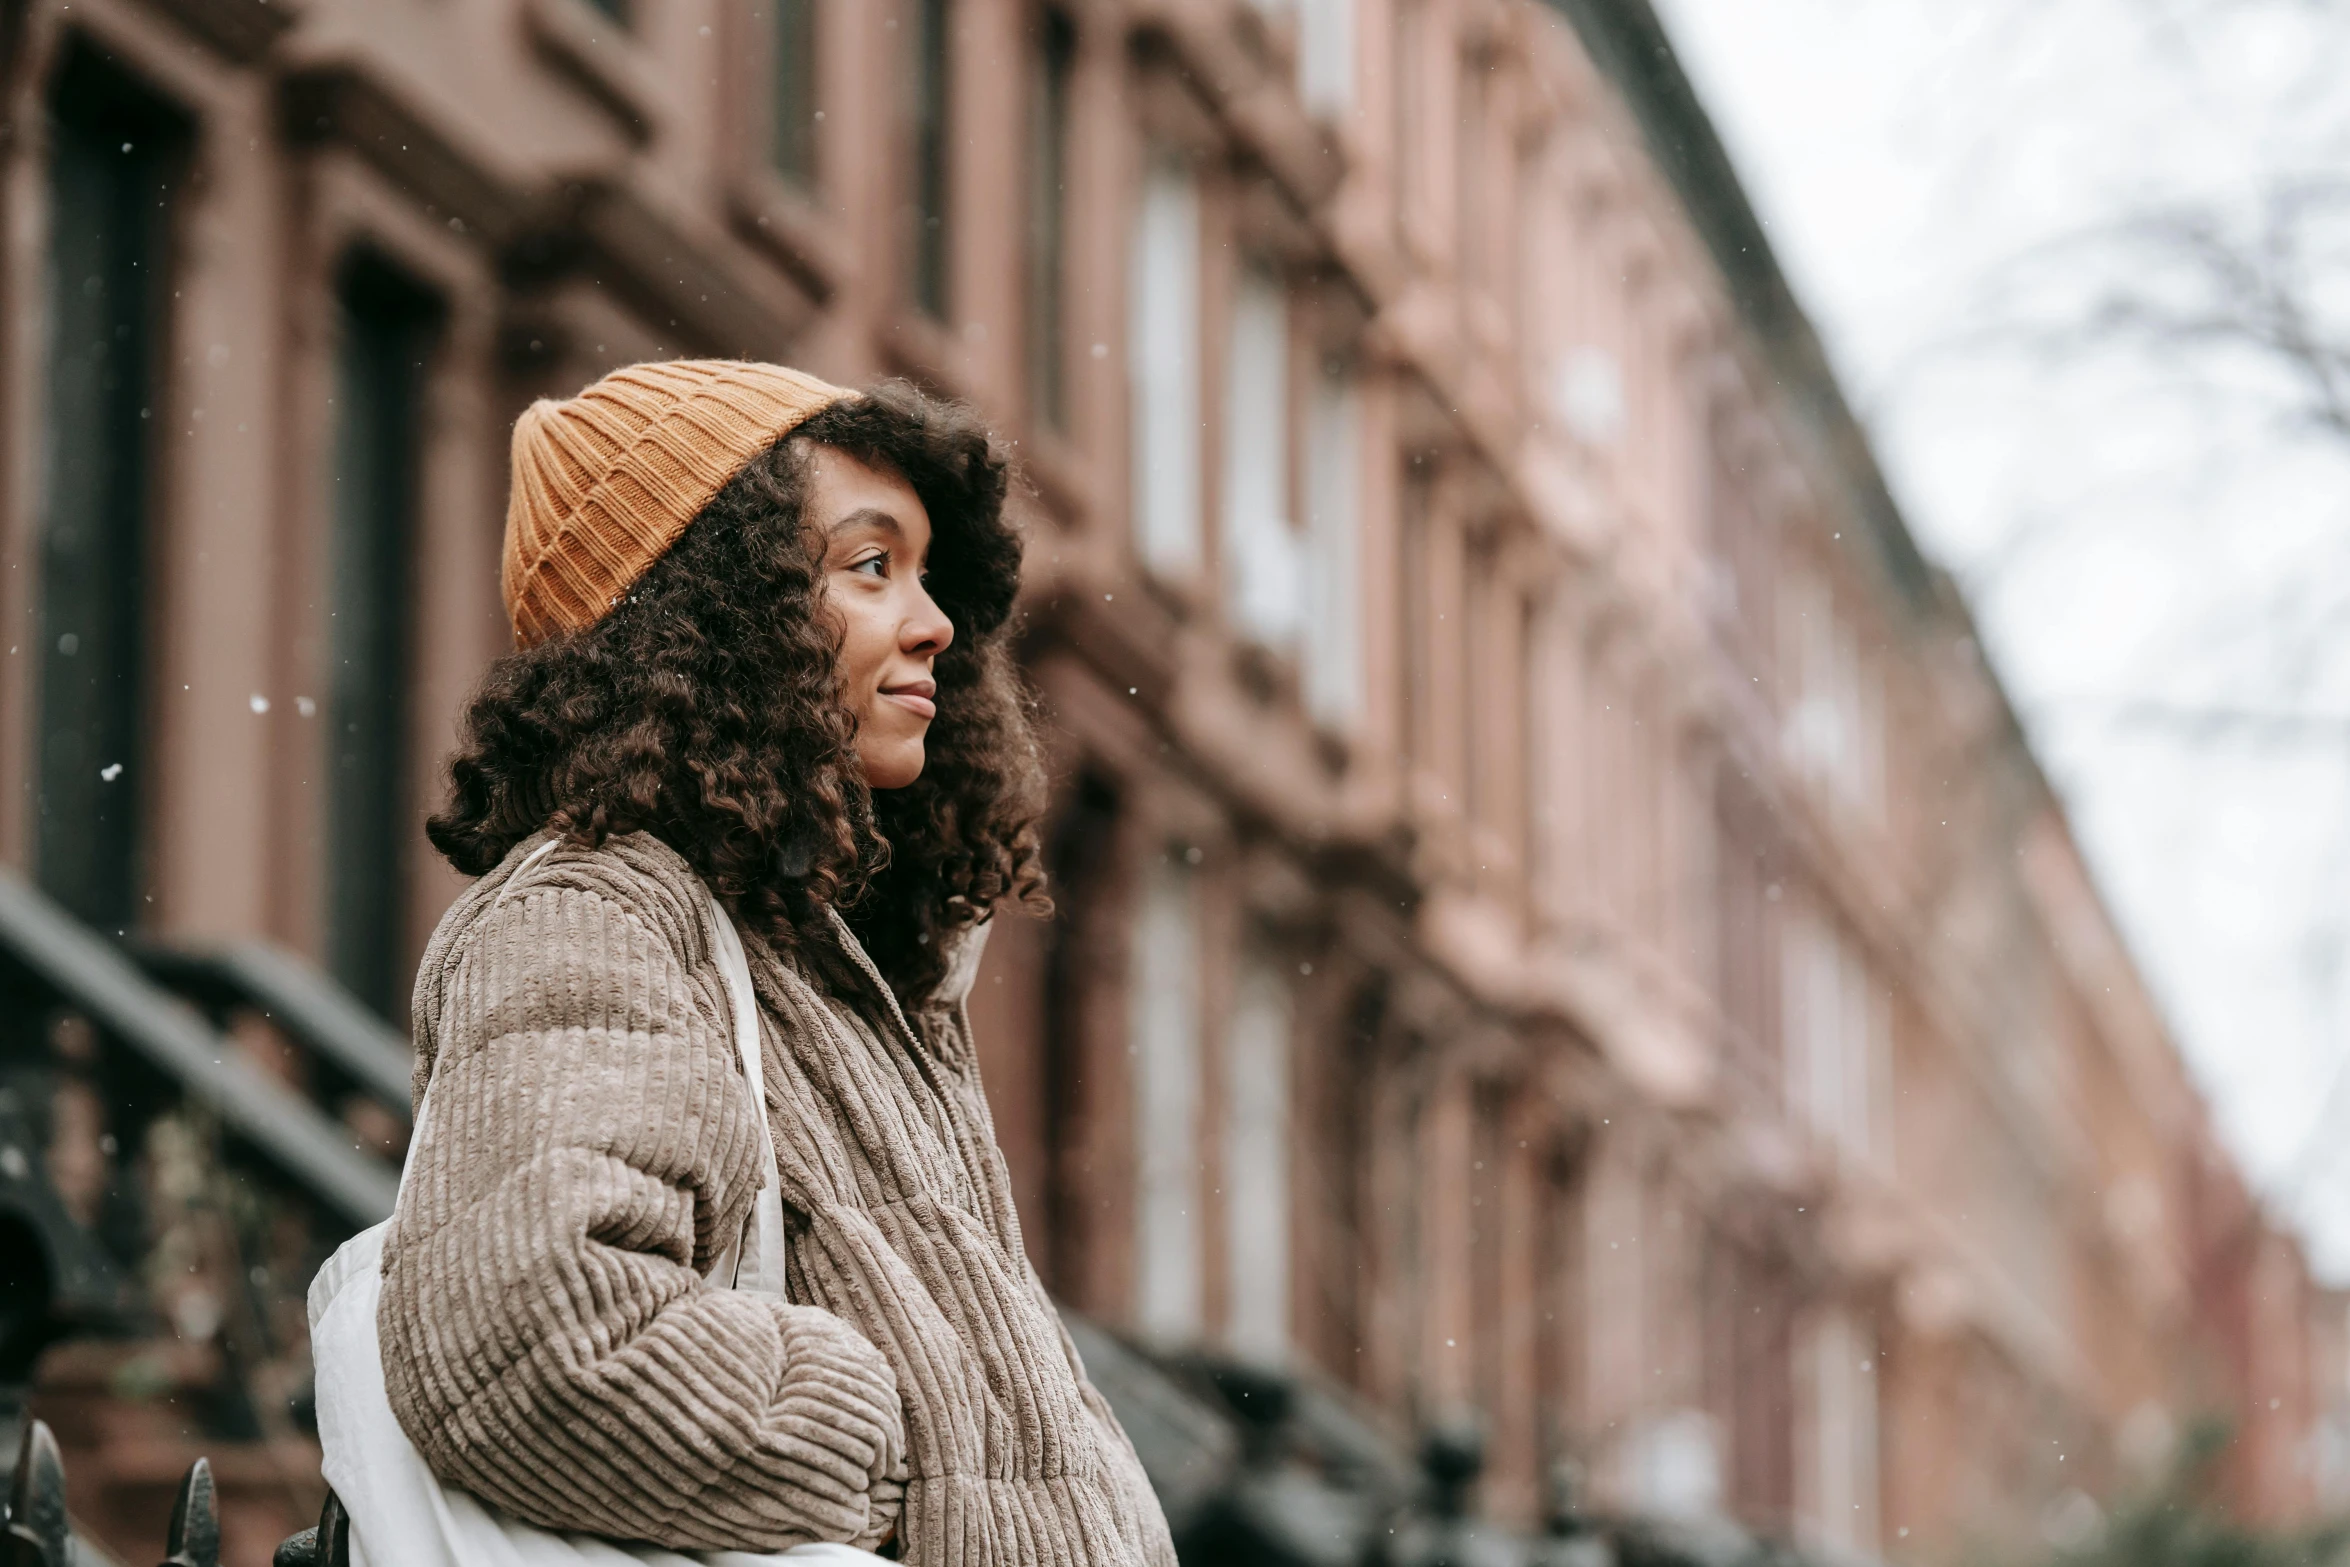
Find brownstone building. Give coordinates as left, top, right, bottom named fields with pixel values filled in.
left=1, top=0, right=2343, bottom=1561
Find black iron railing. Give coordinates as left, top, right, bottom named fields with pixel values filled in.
left=3, top=1418, right=350, bottom=1567
left=0, top=874, right=399, bottom=1227
left=129, top=941, right=414, bottom=1119
left=0, top=869, right=411, bottom=1539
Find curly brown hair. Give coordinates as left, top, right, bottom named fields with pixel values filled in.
left=427, top=380, right=1049, bottom=1006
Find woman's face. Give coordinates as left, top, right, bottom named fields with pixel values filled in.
left=804, top=444, right=955, bottom=790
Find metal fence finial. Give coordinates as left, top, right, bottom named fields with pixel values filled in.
left=3, top=1419, right=69, bottom=1567
left=161, top=1457, right=220, bottom=1567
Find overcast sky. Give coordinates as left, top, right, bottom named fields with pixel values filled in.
left=1644, top=0, right=2350, bottom=1277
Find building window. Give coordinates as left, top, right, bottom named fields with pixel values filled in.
left=1468, top=1080, right=1508, bottom=1420
left=1535, top=1139, right=1589, bottom=1463
left=36, top=53, right=187, bottom=935
left=1026, top=10, right=1075, bottom=429
left=1552, top=345, right=1627, bottom=448
left=768, top=0, right=819, bottom=190
left=908, top=0, right=952, bottom=317
left=1778, top=567, right=1885, bottom=816
left=1132, top=852, right=1203, bottom=1343
left=1128, top=157, right=1202, bottom=575
left=1780, top=896, right=1884, bottom=1164
left=1708, top=1240, right=1797, bottom=1529
left=1298, top=0, right=1355, bottom=115
left=1457, top=54, right=1489, bottom=296
left=1464, top=542, right=1525, bottom=848
left=1801, top=1307, right=1880, bottom=1557
left=1391, top=1, right=1424, bottom=247
left=1526, top=595, right=1577, bottom=908
left=1514, top=593, right=1539, bottom=875
left=1039, top=772, right=1123, bottom=1303
left=1318, top=982, right=1387, bottom=1389
left=1255, top=0, right=1355, bottom=114
left=1706, top=407, right=1776, bottom=667
left=1223, top=953, right=1293, bottom=1365
left=1398, top=460, right=1434, bottom=771
left=1713, top=777, right=1781, bottom=1092
left=325, top=256, right=441, bottom=1020
left=1463, top=538, right=1496, bottom=829
left=1222, top=264, right=1300, bottom=647
left=1303, top=363, right=1362, bottom=726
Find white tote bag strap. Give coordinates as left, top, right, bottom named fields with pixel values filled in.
left=704, top=886, right=790, bottom=1300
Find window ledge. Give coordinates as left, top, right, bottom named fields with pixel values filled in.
left=1307, top=719, right=1357, bottom=779
left=1216, top=637, right=1357, bottom=777
left=1016, top=425, right=1098, bottom=529
left=877, top=310, right=991, bottom=409
left=134, top=0, right=302, bottom=63
left=1228, top=637, right=1299, bottom=710
left=525, top=0, right=665, bottom=146
left=727, top=173, right=844, bottom=304
left=1139, top=0, right=1346, bottom=209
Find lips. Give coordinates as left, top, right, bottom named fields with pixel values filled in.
left=881, top=677, right=937, bottom=720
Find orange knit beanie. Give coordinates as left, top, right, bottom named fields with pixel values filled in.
left=501, top=359, right=851, bottom=647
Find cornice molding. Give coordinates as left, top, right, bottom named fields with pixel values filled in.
left=523, top=0, right=660, bottom=147
left=281, top=62, right=817, bottom=359
left=129, top=0, right=297, bottom=66
left=282, top=62, right=534, bottom=249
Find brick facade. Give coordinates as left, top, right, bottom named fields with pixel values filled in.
left=3, top=0, right=2343, bottom=1560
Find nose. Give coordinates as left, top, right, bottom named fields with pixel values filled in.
left=903, top=580, right=953, bottom=657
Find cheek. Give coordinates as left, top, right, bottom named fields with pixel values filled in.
left=834, top=598, right=894, bottom=691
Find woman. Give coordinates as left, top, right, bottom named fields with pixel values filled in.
left=377, top=361, right=1175, bottom=1566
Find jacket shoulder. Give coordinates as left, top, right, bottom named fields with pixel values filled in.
left=408, top=832, right=717, bottom=1090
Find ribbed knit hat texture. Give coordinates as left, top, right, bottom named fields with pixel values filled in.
left=502, top=359, right=850, bottom=647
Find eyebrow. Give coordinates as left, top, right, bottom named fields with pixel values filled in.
left=828, top=506, right=907, bottom=543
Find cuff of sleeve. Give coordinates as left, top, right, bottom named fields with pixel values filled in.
left=767, top=1303, right=905, bottom=1486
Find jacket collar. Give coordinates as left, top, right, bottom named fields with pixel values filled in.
left=823, top=907, right=994, bottom=1055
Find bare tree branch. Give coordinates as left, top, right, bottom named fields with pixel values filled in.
left=2079, top=185, right=2350, bottom=439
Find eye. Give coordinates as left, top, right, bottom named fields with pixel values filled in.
left=848, top=550, right=889, bottom=579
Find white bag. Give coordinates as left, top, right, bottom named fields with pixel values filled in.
left=310, top=884, right=885, bottom=1567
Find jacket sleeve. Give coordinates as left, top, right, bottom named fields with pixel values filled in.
left=377, top=877, right=905, bottom=1551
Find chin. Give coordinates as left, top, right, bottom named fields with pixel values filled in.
left=865, top=746, right=928, bottom=791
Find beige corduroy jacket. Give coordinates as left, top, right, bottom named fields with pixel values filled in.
left=378, top=831, right=1176, bottom=1567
